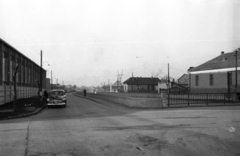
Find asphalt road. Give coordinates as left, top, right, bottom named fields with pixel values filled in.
left=0, top=93, right=240, bottom=156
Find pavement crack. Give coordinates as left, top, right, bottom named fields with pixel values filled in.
left=24, top=123, right=30, bottom=156
left=136, top=146, right=143, bottom=150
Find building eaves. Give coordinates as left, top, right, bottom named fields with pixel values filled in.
left=123, top=77, right=161, bottom=85
left=190, top=51, right=240, bottom=73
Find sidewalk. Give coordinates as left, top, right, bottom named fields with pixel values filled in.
left=0, top=97, right=46, bottom=120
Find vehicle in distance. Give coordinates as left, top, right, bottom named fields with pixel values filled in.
left=47, top=89, right=67, bottom=108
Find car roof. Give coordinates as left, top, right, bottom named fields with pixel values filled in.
left=50, top=89, right=65, bottom=92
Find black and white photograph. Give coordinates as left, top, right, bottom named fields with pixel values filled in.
left=0, top=0, right=240, bottom=155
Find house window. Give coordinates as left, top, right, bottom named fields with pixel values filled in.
left=210, top=74, right=214, bottom=86
left=229, top=72, right=232, bottom=85
left=195, top=75, right=199, bottom=86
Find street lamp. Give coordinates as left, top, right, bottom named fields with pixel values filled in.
left=43, top=61, right=50, bottom=66
left=166, top=57, right=170, bottom=93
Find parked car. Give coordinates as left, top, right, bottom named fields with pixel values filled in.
left=47, top=89, right=67, bottom=108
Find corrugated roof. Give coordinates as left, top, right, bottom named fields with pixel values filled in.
left=190, top=51, right=240, bottom=72
left=123, top=77, right=161, bottom=85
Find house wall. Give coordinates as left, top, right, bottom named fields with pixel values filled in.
left=126, top=85, right=157, bottom=92
left=190, top=71, right=240, bottom=93
left=123, top=84, right=128, bottom=92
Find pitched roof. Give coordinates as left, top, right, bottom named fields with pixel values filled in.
left=112, top=80, right=123, bottom=87
left=178, top=74, right=189, bottom=84
left=123, top=77, right=161, bottom=85
left=171, top=82, right=188, bottom=89
left=190, top=51, right=240, bottom=72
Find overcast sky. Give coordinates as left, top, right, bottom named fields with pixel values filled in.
left=0, top=0, right=239, bottom=86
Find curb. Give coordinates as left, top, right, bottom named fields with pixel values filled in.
left=0, top=104, right=46, bottom=120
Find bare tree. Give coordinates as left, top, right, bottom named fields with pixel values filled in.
left=152, top=68, right=163, bottom=78
left=160, top=75, right=173, bottom=82
left=12, top=64, right=19, bottom=112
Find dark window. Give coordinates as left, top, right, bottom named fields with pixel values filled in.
left=195, top=75, right=199, bottom=86
left=229, top=72, right=232, bottom=85
left=11, top=50, right=15, bottom=62
left=210, top=74, right=214, bottom=86
left=50, top=91, right=65, bottom=96
left=3, top=45, right=6, bottom=58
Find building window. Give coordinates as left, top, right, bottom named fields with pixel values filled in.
left=195, top=75, right=199, bottom=86
left=210, top=74, right=214, bottom=86
left=229, top=72, right=232, bottom=85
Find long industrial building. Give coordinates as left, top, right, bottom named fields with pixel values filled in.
left=0, top=38, right=46, bottom=105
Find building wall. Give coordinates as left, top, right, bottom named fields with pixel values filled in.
left=46, top=78, right=51, bottom=92
left=123, top=84, right=128, bottom=92
left=126, top=84, right=158, bottom=92
left=0, top=41, right=2, bottom=85
left=0, top=39, right=46, bottom=105
left=190, top=71, right=240, bottom=93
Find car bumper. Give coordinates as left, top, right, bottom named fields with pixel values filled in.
left=47, top=103, right=66, bottom=106
left=47, top=102, right=66, bottom=106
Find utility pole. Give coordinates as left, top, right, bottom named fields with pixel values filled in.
left=40, top=50, right=42, bottom=92
left=51, top=70, right=52, bottom=90
left=168, top=63, right=170, bottom=93
left=132, top=72, right=134, bottom=92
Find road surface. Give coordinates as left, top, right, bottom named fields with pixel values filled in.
left=0, top=93, right=240, bottom=156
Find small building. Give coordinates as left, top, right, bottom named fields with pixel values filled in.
left=46, top=78, right=51, bottom=92
left=157, top=82, right=169, bottom=93
left=177, top=74, right=190, bottom=87
left=123, top=77, right=161, bottom=93
left=111, top=80, right=123, bottom=92
left=189, top=51, right=240, bottom=93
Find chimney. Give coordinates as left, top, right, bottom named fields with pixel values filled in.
left=188, top=67, right=195, bottom=72
left=221, top=51, right=226, bottom=61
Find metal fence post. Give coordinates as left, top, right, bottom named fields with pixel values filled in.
left=167, top=93, right=169, bottom=107
left=224, top=93, right=225, bottom=104
left=206, top=94, right=208, bottom=105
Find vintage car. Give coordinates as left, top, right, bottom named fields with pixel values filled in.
left=47, top=89, right=67, bottom=108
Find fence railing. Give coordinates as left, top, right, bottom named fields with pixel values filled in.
left=167, top=93, right=240, bottom=106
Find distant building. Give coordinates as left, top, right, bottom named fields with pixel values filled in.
left=158, top=81, right=189, bottom=93
left=111, top=80, right=123, bottom=92
left=46, top=78, right=51, bottom=92
left=177, top=74, right=189, bottom=87
left=157, top=82, right=168, bottom=93
left=123, top=77, right=161, bottom=93
left=189, top=51, right=240, bottom=93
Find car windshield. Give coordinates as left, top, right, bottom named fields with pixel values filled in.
left=50, top=91, right=65, bottom=96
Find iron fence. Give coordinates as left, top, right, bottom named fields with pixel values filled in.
left=167, top=93, right=240, bottom=106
